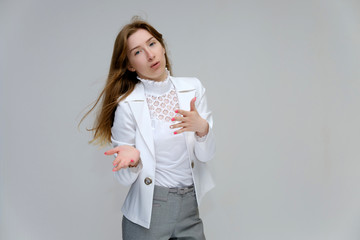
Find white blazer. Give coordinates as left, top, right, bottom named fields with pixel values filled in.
left=111, top=76, right=215, bottom=229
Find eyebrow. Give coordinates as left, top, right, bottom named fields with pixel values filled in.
left=129, top=37, right=155, bottom=53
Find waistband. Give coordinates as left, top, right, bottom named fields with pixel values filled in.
left=155, top=185, right=194, bottom=195
left=168, top=185, right=194, bottom=195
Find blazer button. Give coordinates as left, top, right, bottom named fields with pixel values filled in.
left=144, top=177, right=152, bottom=185
left=191, top=161, right=194, bottom=168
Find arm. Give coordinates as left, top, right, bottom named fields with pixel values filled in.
left=108, top=101, right=142, bottom=186
left=193, top=84, right=216, bottom=162
left=170, top=79, right=216, bottom=162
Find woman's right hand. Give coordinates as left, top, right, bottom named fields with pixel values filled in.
left=104, top=145, right=140, bottom=171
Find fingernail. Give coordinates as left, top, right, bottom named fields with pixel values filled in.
left=112, top=168, right=116, bottom=172
left=174, top=132, right=177, bottom=135
left=194, top=97, right=196, bottom=101
left=104, top=152, right=107, bottom=155
left=175, top=110, right=178, bottom=113
left=171, top=118, right=175, bottom=121
left=170, top=125, right=173, bottom=129
left=113, top=163, right=116, bottom=166
left=131, top=160, right=134, bottom=162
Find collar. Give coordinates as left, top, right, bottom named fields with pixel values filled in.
left=137, top=74, right=172, bottom=96
left=124, top=76, right=195, bottom=102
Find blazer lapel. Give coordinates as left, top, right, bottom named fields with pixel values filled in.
left=126, top=84, right=155, bottom=159
left=171, top=77, right=197, bottom=142
left=170, top=77, right=196, bottom=111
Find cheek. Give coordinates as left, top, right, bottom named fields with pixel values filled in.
left=126, top=55, right=134, bottom=67
left=131, top=58, right=148, bottom=71
left=128, top=57, right=140, bottom=68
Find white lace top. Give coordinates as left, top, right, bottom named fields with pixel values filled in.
left=138, top=74, right=193, bottom=187
left=146, top=87, right=179, bottom=122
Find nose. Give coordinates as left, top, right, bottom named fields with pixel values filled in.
left=145, top=48, right=155, bottom=61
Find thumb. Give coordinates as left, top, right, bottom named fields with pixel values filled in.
left=190, top=97, right=196, bottom=112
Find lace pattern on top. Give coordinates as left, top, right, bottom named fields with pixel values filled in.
left=146, top=88, right=180, bottom=122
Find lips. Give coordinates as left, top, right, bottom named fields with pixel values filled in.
left=151, top=61, right=160, bottom=68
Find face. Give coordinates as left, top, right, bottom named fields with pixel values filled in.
left=126, top=29, right=167, bottom=81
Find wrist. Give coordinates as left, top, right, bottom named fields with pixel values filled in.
left=196, top=120, right=209, bottom=137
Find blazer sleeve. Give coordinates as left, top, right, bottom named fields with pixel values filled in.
left=193, top=79, right=216, bottom=162
left=111, top=101, right=143, bottom=186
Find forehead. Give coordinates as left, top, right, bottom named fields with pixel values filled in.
left=127, top=29, right=154, bottom=49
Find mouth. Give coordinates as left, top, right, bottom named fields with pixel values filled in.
left=151, top=61, right=160, bottom=68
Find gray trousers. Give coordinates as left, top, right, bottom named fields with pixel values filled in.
left=122, top=185, right=206, bottom=240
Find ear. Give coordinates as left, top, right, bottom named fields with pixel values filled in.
left=127, top=65, right=136, bottom=72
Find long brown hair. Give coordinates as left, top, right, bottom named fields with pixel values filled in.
left=81, top=17, right=172, bottom=146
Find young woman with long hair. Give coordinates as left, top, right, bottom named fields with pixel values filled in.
left=83, top=16, right=215, bottom=239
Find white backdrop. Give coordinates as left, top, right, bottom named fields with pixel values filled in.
left=1, top=0, right=360, bottom=239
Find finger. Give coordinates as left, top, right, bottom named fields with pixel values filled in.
left=113, top=157, right=137, bottom=170
left=113, top=159, right=131, bottom=171
left=171, top=116, right=185, bottom=122
left=116, top=162, right=128, bottom=171
left=112, top=155, right=123, bottom=167
left=113, top=164, right=126, bottom=171
left=170, top=123, right=186, bottom=129
left=174, top=127, right=188, bottom=135
left=104, top=147, right=121, bottom=156
left=190, top=97, right=196, bottom=112
left=120, top=159, right=136, bottom=169
left=128, top=159, right=136, bottom=168
left=175, top=109, right=188, bottom=116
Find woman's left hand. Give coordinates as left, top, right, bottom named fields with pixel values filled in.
left=170, top=97, right=209, bottom=137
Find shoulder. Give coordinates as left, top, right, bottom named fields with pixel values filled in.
left=118, top=82, right=145, bottom=103
left=171, top=76, right=202, bottom=85
left=170, top=76, right=204, bottom=91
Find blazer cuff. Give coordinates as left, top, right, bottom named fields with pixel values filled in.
left=194, top=132, right=208, bottom=142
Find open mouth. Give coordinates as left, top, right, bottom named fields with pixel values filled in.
left=151, top=61, right=160, bottom=68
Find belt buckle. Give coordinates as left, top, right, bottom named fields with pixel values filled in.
left=178, top=188, right=186, bottom=194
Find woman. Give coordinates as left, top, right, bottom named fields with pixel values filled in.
left=85, top=17, right=215, bottom=239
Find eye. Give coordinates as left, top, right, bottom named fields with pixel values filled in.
left=149, top=41, right=156, bottom=47
left=134, top=50, right=141, bottom=56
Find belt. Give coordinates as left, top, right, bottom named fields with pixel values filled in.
left=168, top=185, right=194, bottom=195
